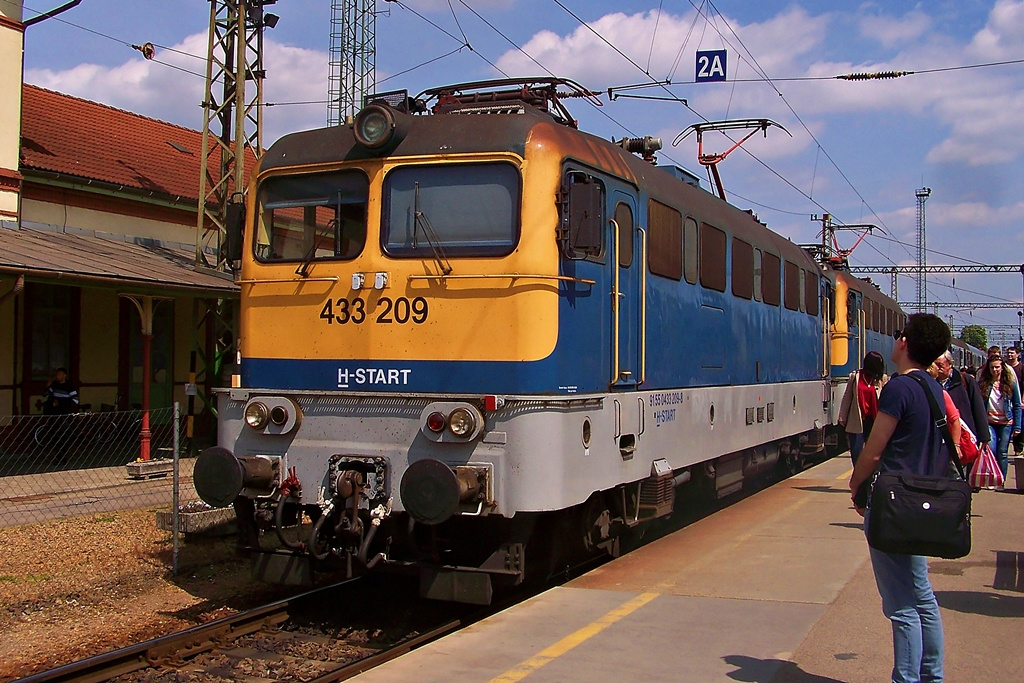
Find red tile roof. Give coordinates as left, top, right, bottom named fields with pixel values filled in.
left=20, top=84, right=247, bottom=203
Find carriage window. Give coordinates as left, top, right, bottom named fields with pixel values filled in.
left=683, top=217, right=698, bottom=284
left=615, top=202, right=634, bottom=268
left=804, top=268, right=819, bottom=316
left=256, top=171, right=368, bottom=263
left=648, top=200, right=681, bottom=279
left=699, top=223, right=727, bottom=292
left=847, top=292, right=858, bottom=327
left=732, top=238, right=753, bottom=299
left=885, top=307, right=892, bottom=335
left=383, top=162, right=520, bottom=257
left=784, top=260, right=800, bottom=311
left=872, top=300, right=880, bottom=332
left=753, top=249, right=763, bottom=302
left=762, top=252, right=780, bottom=306
left=558, top=171, right=604, bottom=260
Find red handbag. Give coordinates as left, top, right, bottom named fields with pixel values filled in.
left=968, top=443, right=1004, bottom=489
left=958, top=419, right=980, bottom=465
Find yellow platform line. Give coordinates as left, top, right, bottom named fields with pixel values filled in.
left=837, top=467, right=853, bottom=481
left=488, top=591, right=660, bottom=683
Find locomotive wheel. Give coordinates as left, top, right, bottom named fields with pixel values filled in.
left=780, top=445, right=804, bottom=477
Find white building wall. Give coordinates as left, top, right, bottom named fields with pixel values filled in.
left=0, top=1, right=24, bottom=222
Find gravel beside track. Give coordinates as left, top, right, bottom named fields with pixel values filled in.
left=0, top=508, right=308, bottom=682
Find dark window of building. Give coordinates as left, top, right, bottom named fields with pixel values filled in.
left=700, top=223, right=727, bottom=292
left=648, top=200, right=682, bottom=279
left=732, top=238, right=754, bottom=299
left=30, top=284, right=73, bottom=382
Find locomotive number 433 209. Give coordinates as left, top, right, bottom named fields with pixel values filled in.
left=319, top=296, right=429, bottom=325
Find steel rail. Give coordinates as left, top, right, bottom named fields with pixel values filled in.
left=14, top=580, right=361, bottom=683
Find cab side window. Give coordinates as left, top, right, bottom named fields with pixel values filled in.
left=560, top=172, right=605, bottom=261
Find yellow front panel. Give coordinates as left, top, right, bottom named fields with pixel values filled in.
left=240, top=148, right=565, bottom=363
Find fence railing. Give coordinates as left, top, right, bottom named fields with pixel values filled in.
left=0, top=404, right=200, bottom=524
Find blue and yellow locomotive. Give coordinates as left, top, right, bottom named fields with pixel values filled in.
left=195, top=78, right=879, bottom=603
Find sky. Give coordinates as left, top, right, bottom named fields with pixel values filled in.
left=17, top=0, right=1024, bottom=344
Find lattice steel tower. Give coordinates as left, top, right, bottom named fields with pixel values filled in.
left=196, top=0, right=270, bottom=270
left=328, top=0, right=376, bottom=125
left=915, top=187, right=931, bottom=312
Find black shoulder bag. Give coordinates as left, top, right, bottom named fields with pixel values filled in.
left=866, top=371, right=972, bottom=559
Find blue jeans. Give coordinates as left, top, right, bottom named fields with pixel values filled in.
left=849, top=432, right=865, bottom=466
left=988, top=423, right=1012, bottom=478
left=866, top=513, right=945, bottom=682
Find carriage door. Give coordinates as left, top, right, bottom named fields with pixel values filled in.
left=611, top=190, right=642, bottom=389
left=849, top=289, right=863, bottom=371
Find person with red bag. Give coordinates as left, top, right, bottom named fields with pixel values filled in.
left=978, top=355, right=1022, bottom=482
left=934, top=351, right=989, bottom=462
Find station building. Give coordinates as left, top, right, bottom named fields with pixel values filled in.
left=0, top=2, right=239, bottom=446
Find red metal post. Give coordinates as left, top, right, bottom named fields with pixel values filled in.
left=140, top=331, right=152, bottom=461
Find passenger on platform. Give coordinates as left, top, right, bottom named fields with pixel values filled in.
left=978, top=355, right=1022, bottom=480
left=1004, top=347, right=1024, bottom=454
left=934, top=351, right=989, bottom=454
left=849, top=313, right=951, bottom=683
left=926, top=361, right=962, bottom=458
left=838, top=351, right=887, bottom=466
left=42, top=367, right=79, bottom=415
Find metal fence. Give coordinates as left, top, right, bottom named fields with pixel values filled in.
left=0, top=403, right=241, bottom=576
left=0, top=404, right=198, bottom=523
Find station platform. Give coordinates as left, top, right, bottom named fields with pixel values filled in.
left=354, top=457, right=1024, bottom=682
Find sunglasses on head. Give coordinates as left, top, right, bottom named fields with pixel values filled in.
left=892, top=329, right=903, bottom=340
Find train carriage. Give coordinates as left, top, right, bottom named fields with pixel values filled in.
left=195, top=78, right=839, bottom=603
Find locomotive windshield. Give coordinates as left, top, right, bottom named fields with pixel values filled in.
left=255, top=171, right=369, bottom=264
left=381, top=162, right=520, bottom=257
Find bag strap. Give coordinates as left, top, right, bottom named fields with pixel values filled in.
left=905, top=370, right=968, bottom=480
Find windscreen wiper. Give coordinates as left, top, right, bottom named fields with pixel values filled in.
left=296, top=192, right=342, bottom=277
left=296, top=216, right=337, bottom=277
left=413, top=182, right=453, bottom=275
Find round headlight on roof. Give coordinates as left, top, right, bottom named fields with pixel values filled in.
left=354, top=104, right=397, bottom=149
left=244, top=401, right=269, bottom=430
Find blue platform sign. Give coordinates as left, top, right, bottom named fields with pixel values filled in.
left=696, top=49, right=727, bottom=82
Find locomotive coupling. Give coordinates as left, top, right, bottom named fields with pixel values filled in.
left=193, top=447, right=280, bottom=508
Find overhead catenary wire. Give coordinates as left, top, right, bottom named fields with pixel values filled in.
left=27, top=1, right=1019, bottom=327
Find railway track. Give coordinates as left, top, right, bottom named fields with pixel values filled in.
left=14, top=579, right=468, bottom=683
left=13, top=460, right=818, bottom=683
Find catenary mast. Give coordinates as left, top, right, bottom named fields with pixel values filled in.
left=329, top=0, right=376, bottom=124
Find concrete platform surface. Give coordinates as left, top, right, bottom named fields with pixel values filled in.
left=354, top=457, right=1024, bottom=682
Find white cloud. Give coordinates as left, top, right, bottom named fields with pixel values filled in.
left=968, top=0, right=1024, bottom=59
left=24, top=33, right=329, bottom=144
left=859, top=10, right=931, bottom=48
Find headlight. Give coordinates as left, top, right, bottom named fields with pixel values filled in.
left=244, top=402, right=269, bottom=429
left=354, top=104, right=396, bottom=148
left=270, top=405, right=288, bottom=426
left=448, top=407, right=476, bottom=437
